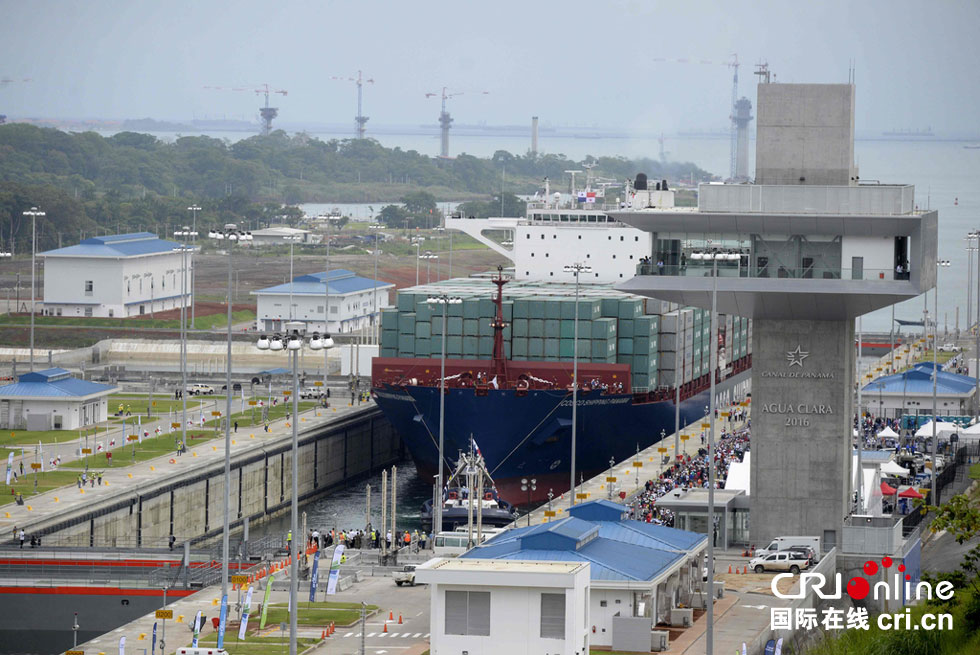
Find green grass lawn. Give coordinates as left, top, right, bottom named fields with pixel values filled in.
left=0, top=310, right=255, bottom=331
left=0, top=426, right=116, bottom=448
left=108, top=395, right=204, bottom=417
left=1, top=469, right=89, bottom=506
left=970, top=462, right=980, bottom=480
left=260, top=601, right=379, bottom=627
left=205, top=402, right=316, bottom=429
left=197, top=634, right=317, bottom=655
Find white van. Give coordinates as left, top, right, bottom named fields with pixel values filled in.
left=757, top=536, right=821, bottom=560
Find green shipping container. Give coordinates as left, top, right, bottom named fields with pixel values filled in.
left=415, top=337, right=431, bottom=356
left=561, top=299, right=579, bottom=320
left=463, top=318, right=479, bottom=335
left=544, top=338, right=560, bottom=358
left=513, top=318, right=529, bottom=338
left=529, top=339, right=544, bottom=358
left=592, top=317, right=617, bottom=340
left=397, top=294, right=417, bottom=312
left=415, top=322, right=431, bottom=339
left=545, top=301, right=562, bottom=320
left=463, top=299, right=481, bottom=319
left=448, top=317, right=463, bottom=335
left=635, top=315, right=659, bottom=335
left=398, top=312, right=416, bottom=335
left=619, top=319, right=634, bottom=338
left=592, top=339, right=616, bottom=358
left=601, top=298, right=620, bottom=318
left=478, top=318, right=493, bottom=337
left=380, top=346, right=397, bottom=358
left=432, top=319, right=443, bottom=336
left=514, top=298, right=530, bottom=319
left=528, top=319, right=545, bottom=336
left=579, top=299, right=601, bottom=321
left=544, top=319, right=561, bottom=338
left=381, top=330, right=399, bottom=348
left=502, top=301, right=513, bottom=322
left=462, top=336, right=479, bottom=355
left=478, top=337, right=493, bottom=357
left=415, top=303, right=433, bottom=323
left=381, top=308, right=399, bottom=331
left=618, top=299, right=643, bottom=319
left=479, top=298, right=495, bottom=317
left=449, top=301, right=464, bottom=318
left=529, top=299, right=546, bottom=319
left=513, top=338, right=529, bottom=358
left=447, top=336, right=463, bottom=355
left=619, top=338, right=634, bottom=355
left=398, top=334, right=415, bottom=354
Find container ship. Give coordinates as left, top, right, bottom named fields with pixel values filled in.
left=371, top=181, right=752, bottom=505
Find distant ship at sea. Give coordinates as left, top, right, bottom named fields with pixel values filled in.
left=881, top=128, right=935, bottom=138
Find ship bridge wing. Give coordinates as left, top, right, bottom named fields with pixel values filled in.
left=446, top=216, right=520, bottom=262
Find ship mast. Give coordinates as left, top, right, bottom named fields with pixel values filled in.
left=490, top=265, right=510, bottom=384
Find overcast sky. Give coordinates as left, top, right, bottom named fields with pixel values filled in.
left=2, top=0, right=978, bottom=134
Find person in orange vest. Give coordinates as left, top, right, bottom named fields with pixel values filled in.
left=403, top=531, right=411, bottom=549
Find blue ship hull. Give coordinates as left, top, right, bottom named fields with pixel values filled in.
left=373, top=369, right=750, bottom=505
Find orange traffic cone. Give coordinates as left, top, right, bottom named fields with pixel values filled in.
left=321, top=630, right=326, bottom=640
left=398, top=613, right=403, bottom=624
left=331, top=622, right=335, bottom=634
left=383, top=622, right=388, bottom=633
left=388, top=610, right=394, bottom=621
left=743, top=564, right=748, bottom=574
left=728, top=565, right=732, bottom=574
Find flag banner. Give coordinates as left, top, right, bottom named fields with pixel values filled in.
left=238, top=586, right=255, bottom=640
left=217, top=593, right=229, bottom=649
left=152, top=622, right=157, bottom=655
left=38, top=442, right=43, bottom=472
left=5, top=452, right=12, bottom=485
left=191, top=610, right=202, bottom=647
left=259, top=573, right=275, bottom=629
left=309, top=553, right=320, bottom=602
left=118, top=635, right=125, bottom=655
left=326, top=545, right=345, bottom=595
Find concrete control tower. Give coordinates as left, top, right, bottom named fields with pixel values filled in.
left=612, top=81, right=937, bottom=550
left=733, top=97, right=753, bottom=181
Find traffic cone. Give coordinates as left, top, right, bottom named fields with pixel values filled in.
left=321, top=630, right=326, bottom=640
left=398, top=613, right=403, bottom=624
left=743, top=564, right=747, bottom=574
left=389, top=610, right=394, bottom=621
left=383, top=622, right=388, bottom=633
left=728, top=565, right=732, bottom=574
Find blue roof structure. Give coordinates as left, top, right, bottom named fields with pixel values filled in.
left=253, top=269, right=393, bottom=296
left=863, top=363, right=977, bottom=396
left=0, top=368, right=116, bottom=398
left=461, top=500, right=703, bottom=583
left=40, top=233, right=182, bottom=258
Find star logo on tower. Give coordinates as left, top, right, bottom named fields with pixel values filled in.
left=786, top=345, right=810, bottom=367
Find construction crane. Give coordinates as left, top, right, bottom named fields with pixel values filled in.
left=203, top=83, right=288, bottom=135
left=331, top=71, right=374, bottom=139
left=651, top=54, right=744, bottom=181
left=0, top=77, right=32, bottom=124
left=425, top=87, right=488, bottom=158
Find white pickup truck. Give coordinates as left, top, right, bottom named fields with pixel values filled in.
left=393, top=565, right=417, bottom=586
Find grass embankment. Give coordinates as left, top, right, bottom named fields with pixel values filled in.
left=1, top=469, right=90, bottom=506
left=260, top=601, right=379, bottom=627
left=0, top=310, right=255, bottom=331
left=971, top=463, right=980, bottom=480
left=197, top=634, right=318, bottom=655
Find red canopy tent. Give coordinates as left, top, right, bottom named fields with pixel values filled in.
left=898, top=487, right=924, bottom=499
left=880, top=481, right=897, bottom=495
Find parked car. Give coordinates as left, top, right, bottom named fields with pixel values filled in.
left=394, top=565, right=417, bottom=586
left=221, top=383, right=243, bottom=392
left=756, top=535, right=821, bottom=559
left=299, top=387, right=325, bottom=400
left=750, top=551, right=810, bottom=575
left=938, top=343, right=960, bottom=353
left=186, top=384, right=215, bottom=396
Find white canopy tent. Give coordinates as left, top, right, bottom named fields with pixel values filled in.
left=880, top=460, right=910, bottom=477
left=914, top=420, right=957, bottom=438
left=877, top=426, right=899, bottom=439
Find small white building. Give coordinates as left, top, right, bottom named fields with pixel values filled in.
left=252, top=269, right=393, bottom=334
left=40, top=232, right=190, bottom=318
left=415, top=558, right=591, bottom=655
left=0, top=368, right=116, bottom=430
left=250, top=226, right=316, bottom=247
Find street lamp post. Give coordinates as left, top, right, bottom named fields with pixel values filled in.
left=187, top=206, right=201, bottom=329
left=933, top=259, right=951, bottom=505
left=420, top=252, right=438, bottom=285
left=369, top=225, right=383, bottom=344
left=689, top=249, right=738, bottom=655
left=22, top=207, right=44, bottom=371
left=426, top=294, right=462, bottom=535
left=173, top=227, right=197, bottom=454
left=563, top=262, right=592, bottom=508
left=521, top=477, right=537, bottom=526
left=256, top=325, right=333, bottom=655
left=412, top=238, right=424, bottom=286
left=208, top=224, right=252, bottom=649
left=970, top=231, right=980, bottom=421
left=283, top=235, right=303, bottom=320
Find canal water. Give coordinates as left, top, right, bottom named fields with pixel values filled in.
left=250, top=459, right=433, bottom=539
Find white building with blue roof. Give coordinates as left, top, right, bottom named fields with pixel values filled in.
left=252, top=269, right=393, bottom=334
left=457, top=499, right=708, bottom=648
left=40, top=232, right=190, bottom=318
left=0, top=368, right=116, bottom=431
left=861, top=362, right=978, bottom=419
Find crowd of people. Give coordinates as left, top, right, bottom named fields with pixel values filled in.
left=629, top=426, right=750, bottom=527
left=300, top=526, right=429, bottom=553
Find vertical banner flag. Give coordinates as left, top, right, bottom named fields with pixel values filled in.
left=238, top=586, right=255, bottom=640
left=217, top=594, right=229, bottom=650
left=309, top=551, right=320, bottom=602
left=775, top=638, right=784, bottom=655
left=151, top=622, right=157, bottom=655
left=191, top=610, right=203, bottom=647
left=118, top=635, right=126, bottom=655
left=326, top=545, right=345, bottom=595
left=259, top=573, right=275, bottom=629
left=5, top=452, right=12, bottom=485
left=38, top=442, right=43, bottom=472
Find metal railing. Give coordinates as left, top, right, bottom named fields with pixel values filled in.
left=636, top=262, right=906, bottom=281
